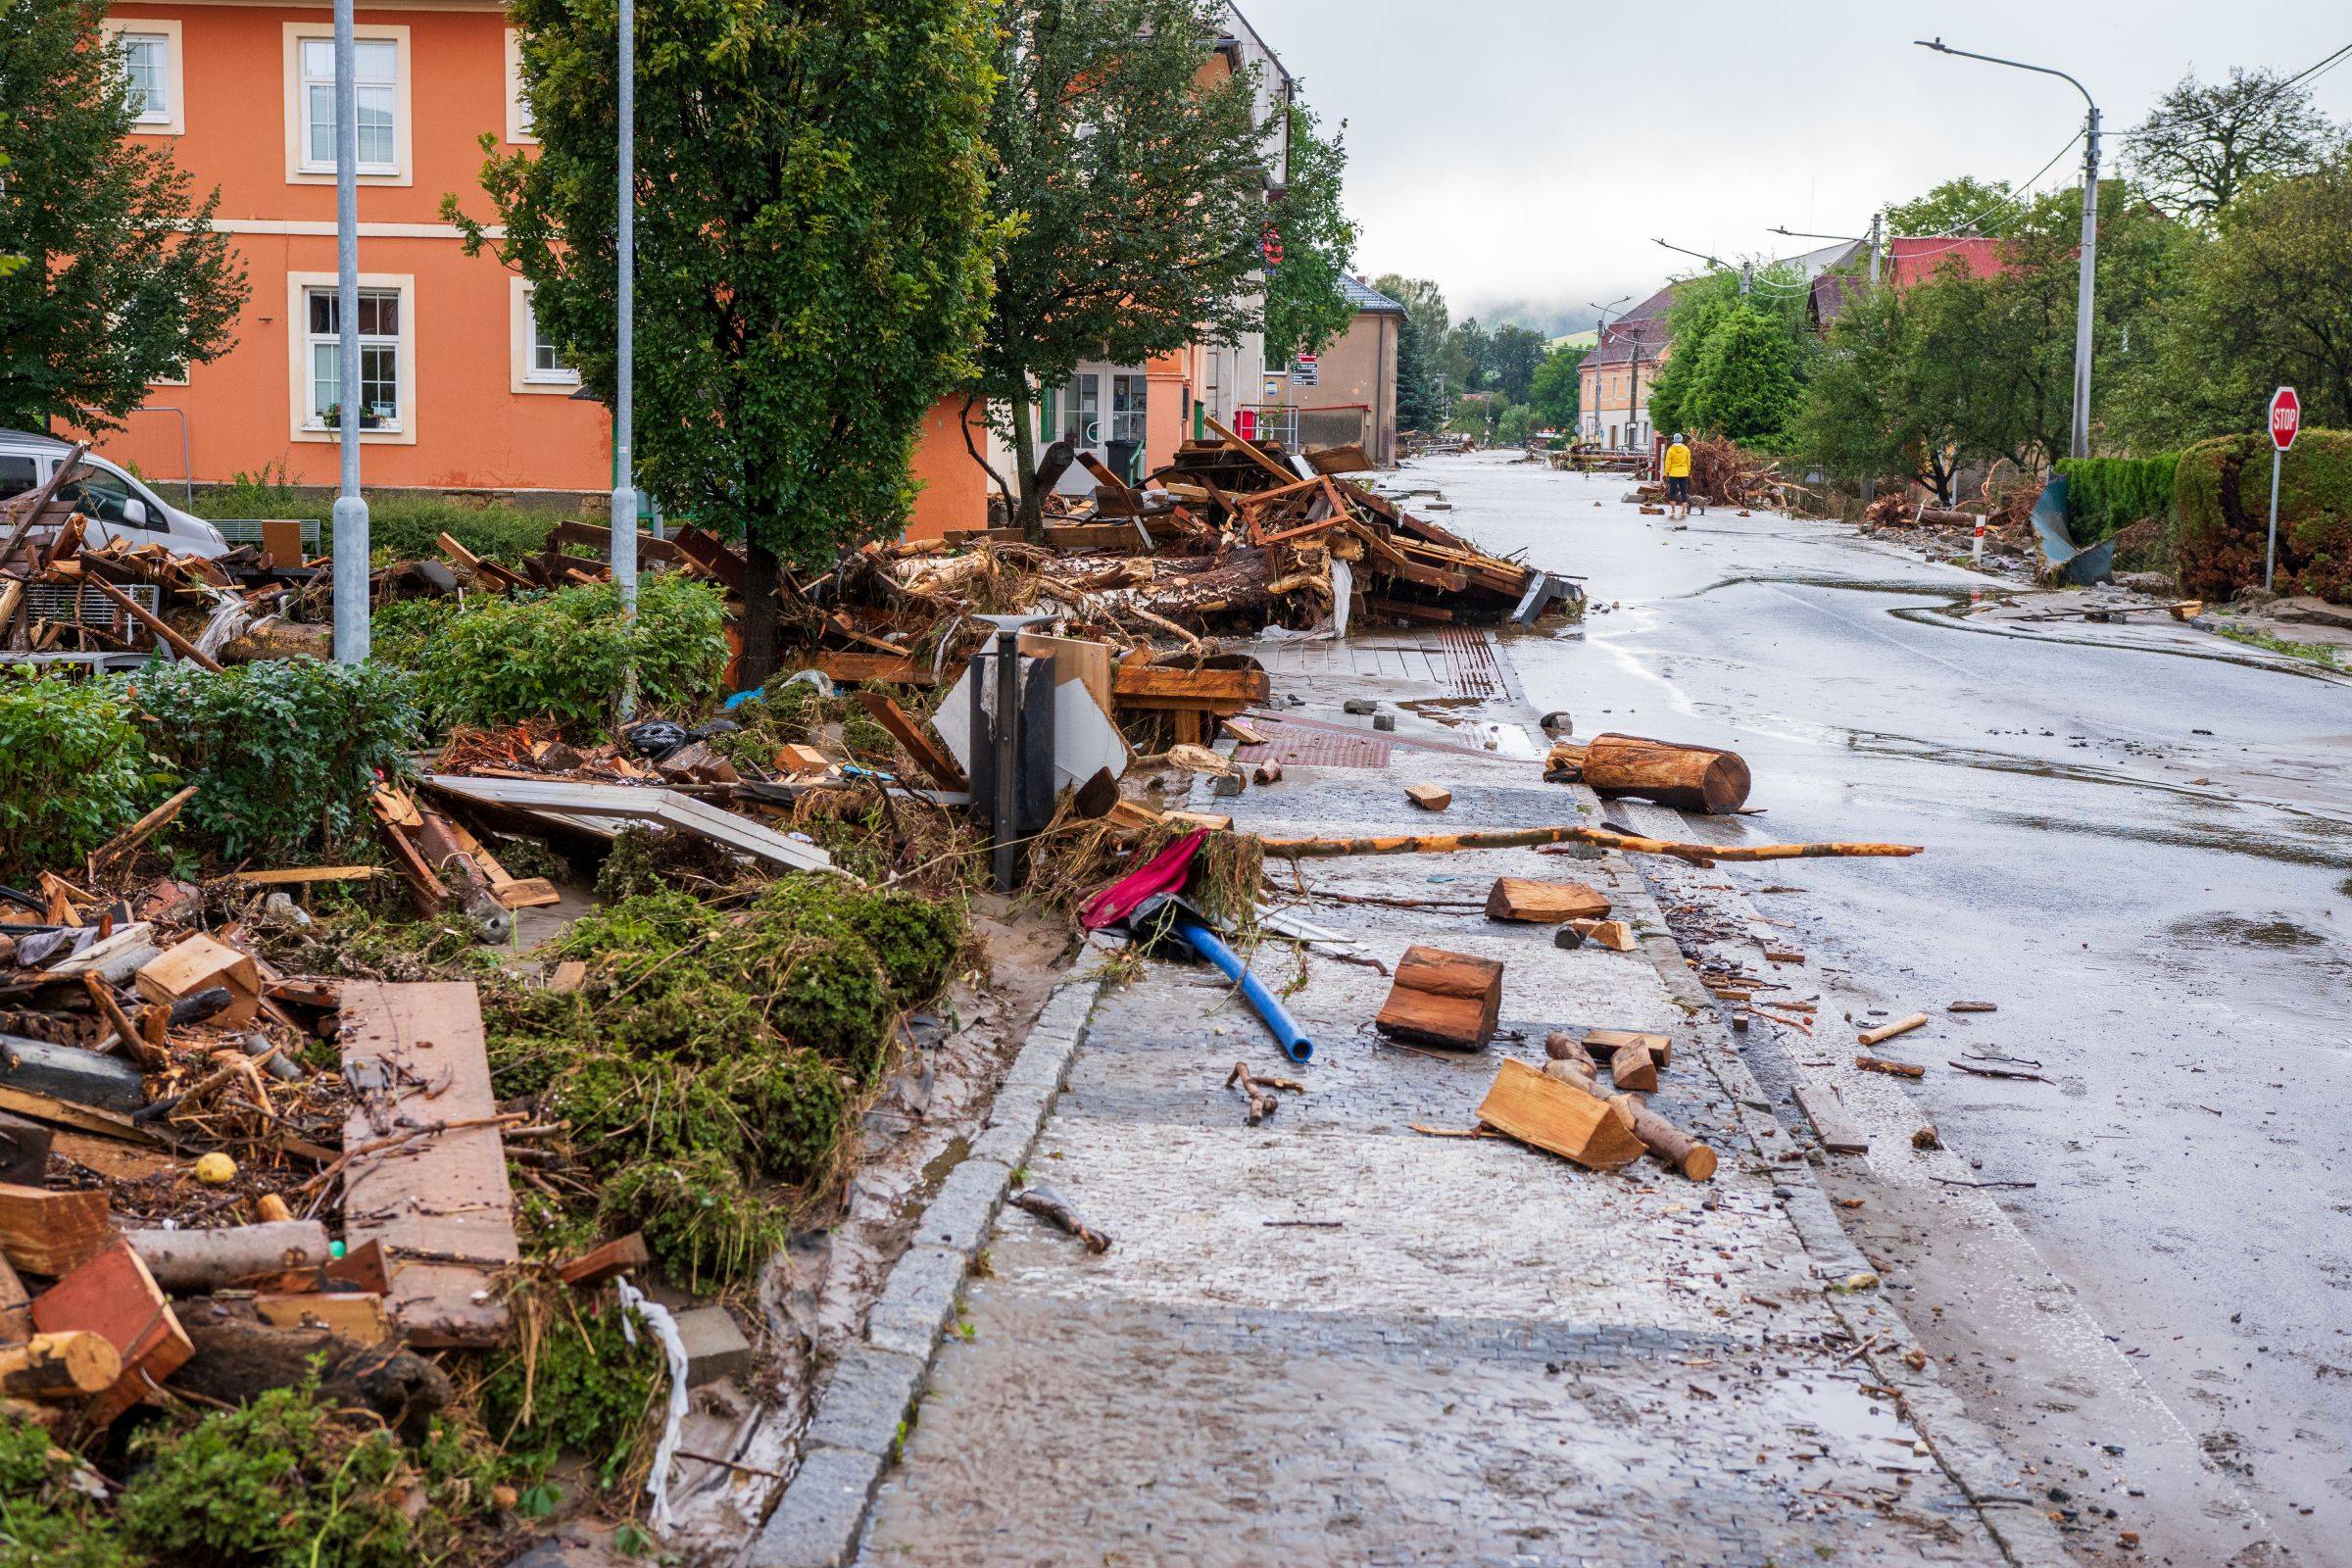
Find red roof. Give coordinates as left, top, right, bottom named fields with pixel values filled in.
left=1884, top=236, right=2007, bottom=289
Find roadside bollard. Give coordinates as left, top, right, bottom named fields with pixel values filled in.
left=1972, top=515, right=1985, bottom=565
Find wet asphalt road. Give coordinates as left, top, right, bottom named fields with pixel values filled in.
left=1416, top=452, right=2352, bottom=1560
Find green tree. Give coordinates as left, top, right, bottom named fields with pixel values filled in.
left=1486, top=323, right=1546, bottom=405
left=1494, top=402, right=1536, bottom=445
left=1395, top=309, right=1446, bottom=431
left=2127, top=68, right=2341, bottom=225
left=1686, top=303, right=1802, bottom=447
left=1445, top=317, right=1491, bottom=393
left=1797, top=274, right=2017, bottom=502
left=1885, top=175, right=2019, bottom=237
left=976, top=0, right=1273, bottom=537
left=1261, top=103, right=1357, bottom=367
left=1528, top=343, right=1587, bottom=428
left=0, top=0, right=244, bottom=432
left=2128, top=156, right=2352, bottom=439
left=1372, top=273, right=1449, bottom=344
left=456, top=0, right=1001, bottom=681
left=1644, top=278, right=1734, bottom=442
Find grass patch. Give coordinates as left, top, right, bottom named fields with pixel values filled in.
left=2216, top=625, right=2343, bottom=667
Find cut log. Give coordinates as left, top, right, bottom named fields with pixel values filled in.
left=1581, top=1028, right=1672, bottom=1069
left=0, top=1252, right=29, bottom=1342
left=29, top=1239, right=190, bottom=1429
left=1542, top=1055, right=1599, bottom=1091
left=1404, top=783, right=1452, bottom=811
left=1483, top=877, right=1610, bottom=925
left=123, top=1221, right=333, bottom=1291
left=1374, top=946, right=1504, bottom=1050
left=1858, top=1013, right=1928, bottom=1047
left=1475, top=1058, right=1645, bottom=1172
left=0, top=1332, right=122, bottom=1398
left=1620, top=1099, right=1717, bottom=1181
left=172, top=1300, right=449, bottom=1444
left=1568, top=918, right=1638, bottom=953
left=0, top=1184, right=113, bottom=1276
left=133, top=934, right=259, bottom=1027
left=1608, top=1042, right=1660, bottom=1094
left=1579, top=733, right=1750, bottom=814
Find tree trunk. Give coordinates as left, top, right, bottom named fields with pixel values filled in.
left=1577, top=732, right=1751, bottom=814
left=1008, top=378, right=1045, bottom=544
left=124, top=1221, right=333, bottom=1291
left=742, top=537, right=782, bottom=688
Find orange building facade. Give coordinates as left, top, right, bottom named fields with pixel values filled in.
left=95, top=0, right=989, bottom=535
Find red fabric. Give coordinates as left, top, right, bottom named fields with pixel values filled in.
left=1077, top=830, right=1206, bottom=930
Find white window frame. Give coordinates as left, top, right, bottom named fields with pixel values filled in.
left=504, top=28, right=536, bottom=145
left=282, top=23, right=412, bottom=186
left=284, top=271, right=417, bottom=446
left=103, top=20, right=182, bottom=136
left=511, top=277, right=579, bottom=394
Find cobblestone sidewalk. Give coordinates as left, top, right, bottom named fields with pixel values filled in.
left=776, top=632, right=2046, bottom=1567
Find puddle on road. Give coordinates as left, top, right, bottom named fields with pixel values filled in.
left=2168, top=914, right=2330, bottom=949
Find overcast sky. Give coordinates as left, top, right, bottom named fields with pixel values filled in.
left=1237, top=0, right=2352, bottom=336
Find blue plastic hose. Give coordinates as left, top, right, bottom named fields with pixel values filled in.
left=1172, top=918, right=1314, bottom=1063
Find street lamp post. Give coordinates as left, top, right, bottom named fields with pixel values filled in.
left=328, top=0, right=368, bottom=663
left=1918, top=37, right=2100, bottom=460
left=1589, top=296, right=1628, bottom=448
left=610, top=0, right=637, bottom=612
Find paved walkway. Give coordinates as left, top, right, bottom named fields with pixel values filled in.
left=847, top=634, right=2017, bottom=1566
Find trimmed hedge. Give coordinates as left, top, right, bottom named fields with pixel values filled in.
left=2055, top=453, right=2179, bottom=543
left=190, top=479, right=556, bottom=564
left=2175, top=430, right=2352, bottom=603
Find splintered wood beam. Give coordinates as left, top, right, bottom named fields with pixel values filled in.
left=82, top=576, right=222, bottom=671
left=854, top=690, right=967, bottom=790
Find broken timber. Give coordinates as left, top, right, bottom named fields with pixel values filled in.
left=422, top=775, right=836, bottom=873
left=339, top=981, right=517, bottom=1347
left=1476, top=1059, right=1645, bottom=1172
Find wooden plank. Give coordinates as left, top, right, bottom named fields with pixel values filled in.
left=134, top=934, right=260, bottom=1026
left=422, top=775, right=836, bottom=874
left=811, top=650, right=938, bottom=687
left=556, top=1233, right=649, bottom=1289
left=1111, top=663, right=1270, bottom=707
left=0, top=1087, right=165, bottom=1148
left=218, top=865, right=386, bottom=887
left=1483, top=877, right=1611, bottom=925
left=255, top=1292, right=393, bottom=1344
left=340, top=981, right=517, bottom=1347
left=854, top=691, right=967, bottom=791
left=0, top=1035, right=149, bottom=1115
left=1792, top=1083, right=1869, bottom=1154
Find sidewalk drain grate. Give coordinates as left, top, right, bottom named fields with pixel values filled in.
left=1436, top=626, right=1505, bottom=698
left=1233, top=730, right=1393, bottom=768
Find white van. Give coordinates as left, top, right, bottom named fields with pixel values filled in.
left=0, top=429, right=232, bottom=559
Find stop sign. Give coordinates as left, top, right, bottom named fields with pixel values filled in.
left=2271, top=386, right=2301, bottom=451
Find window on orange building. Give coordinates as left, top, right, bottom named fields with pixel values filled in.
left=523, top=290, right=575, bottom=383
left=120, top=33, right=172, bottom=123
left=299, top=37, right=398, bottom=173
left=306, top=287, right=403, bottom=430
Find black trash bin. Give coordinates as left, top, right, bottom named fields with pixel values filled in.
left=1103, top=437, right=1142, bottom=486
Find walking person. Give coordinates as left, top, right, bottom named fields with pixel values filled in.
left=1662, top=432, right=1693, bottom=521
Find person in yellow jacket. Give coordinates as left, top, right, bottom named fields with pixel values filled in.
left=1662, top=432, right=1693, bottom=520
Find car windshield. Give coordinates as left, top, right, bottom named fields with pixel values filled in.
left=63, top=466, right=157, bottom=529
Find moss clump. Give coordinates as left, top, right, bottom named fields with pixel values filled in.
left=845, top=887, right=966, bottom=1002
left=599, top=1151, right=784, bottom=1291
left=477, top=1294, right=665, bottom=1490
left=0, top=1412, right=135, bottom=1568
left=740, top=881, right=894, bottom=1082
left=741, top=1049, right=849, bottom=1186
left=547, top=1052, right=748, bottom=1177
left=593, top=825, right=741, bottom=903
left=557, top=890, right=719, bottom=961
left=120, top=1378, right=476, bottom=1567
left=481, top=988, right=595, bottom=1100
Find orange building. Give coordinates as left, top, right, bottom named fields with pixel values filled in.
left=95, top=0, right=988, bottom=534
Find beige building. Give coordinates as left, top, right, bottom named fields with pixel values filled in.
left=1268, top=275, right=1403, bottom=464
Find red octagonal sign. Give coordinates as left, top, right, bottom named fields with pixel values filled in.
left=2271, top=386, right=2301, bottom=451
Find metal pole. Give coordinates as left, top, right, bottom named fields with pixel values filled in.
left=610, top=0, right=637, bottom=612
left=991, top=627, right=1021, bottom=894
left=2264, top=445, right=2282, bottom=592
left=328, top=0, right=369, bottom=663
left=2071, top=106, right=2101, bottom=460
left=1868, top=211, right=1883, bottom=286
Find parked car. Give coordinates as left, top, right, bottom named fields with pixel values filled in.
left=0, top=429, right=231, bottom=558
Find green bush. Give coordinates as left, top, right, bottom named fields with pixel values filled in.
left=120, top=1378, right=462, bottom=1567
left=134, top=659, right=418, bottom=861
left=549, top=1052, right=749, bottom=1177
left=2055, top=453, right=2180, bottom=543
left=191, top=468, right=555, bottom=565
left=477, top=1296, right=666, bottom=1488
left=0, top=670, right=157, bottom=884
left=598, top=1150, right=784, bottom=1291
left=377, top=574, right=728, bottom=735
left=0, top=1410, right=137, bottom=1567
left=2176, top=429, right=2352, bottom=602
